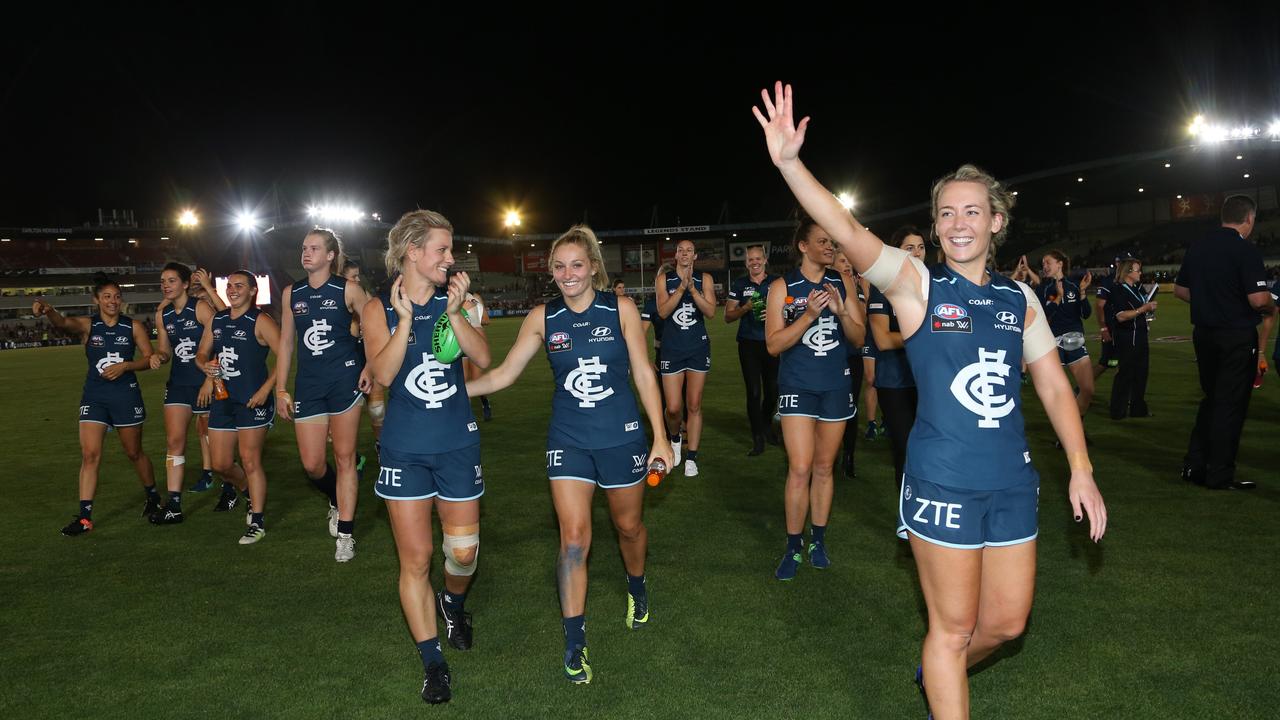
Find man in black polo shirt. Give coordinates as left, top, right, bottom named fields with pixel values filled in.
left=1174, top=195, right=1276, bottom=490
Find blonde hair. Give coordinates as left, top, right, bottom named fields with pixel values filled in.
left=1115, top=257, right=1142, bottom=284
left=385, top=210, right=454, bottom=277
left=306, top=227, right=346, bottom=276
left=550, top=224, right=610, bottom=291
left=930, top=164, right=1016, bottom=264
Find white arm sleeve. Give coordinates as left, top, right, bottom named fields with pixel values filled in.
left=1018, top=281, right=1056, bottom=364
left=862, top=244, right=930, bottom=299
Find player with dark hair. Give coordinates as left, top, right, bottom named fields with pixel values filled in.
left=198, top=270, right=281, bottom=545
left=35, top=278, right=160, bottom=535
left=1036, top=250, right=1094, bottom=432
left=150, top=262, right=233, bottom=523
left=655, top=240, right=715, bottom=476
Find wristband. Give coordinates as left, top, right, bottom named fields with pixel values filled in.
left=1067, top=450, right=1093, bottom=474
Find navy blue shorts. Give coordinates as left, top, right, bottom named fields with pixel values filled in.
left=375, top=444, right=483, bottom=502
left=294, top=375, right=363, bottom=420
left=163, top=383, right=210, bottom=414
left=80, top=385, right=146, bottom=428
left=209, top=399, right=275, bottom=431
left=776, top=384, right=856, bottom=423
left=862, top=344, right=876, bottom=359
left=546, top=437, right=649, bottom=489
left=659, top=347, right=711, bottom=375
left=1057, top=345, right=1089, bottom=366
left=897, top=475, right=1039, bottom=549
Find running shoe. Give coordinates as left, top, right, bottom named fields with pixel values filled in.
left=335, top=533, right=355, bottom=563
left=626, top=592, right=649, bottom=629
left=563, top=646, right=592, bottom=684
left=239, top=523, right=266, bottom=545
left=684, top=459, right=699, bottom=477
left=671, top=438, right=682, bottom=467
left=61, top=517, right=93, bottom=536
left=775, top=549, right=802, bottom=581
left=191, top=470, right=216, bottom=493
left=808, top=541, right=830, bottom=569
left=149, top=508, right=184, bottom=525
left=327, top=504, right=339, bottom=538
left=864, top=420, right=879, bottom=441
left=436, top=591, right=474, bottom=651
left=420, top=661, right=452, bottom=704
left=876, top=423, right=886, bottom=439
left=142, top=494, right=163, bottom=518
left=213, top=487, right=238, bottom=512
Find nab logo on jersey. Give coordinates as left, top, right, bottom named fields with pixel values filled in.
left=931, top=303, right=973, bottom=333
left=218, top=347, right=241, bottom=377
left=547, top=331, right=572, bottom=353
left=802, top=315, right=839, bottom=356
left=949, top=347, right=1015, bottom=428
left=90, top=334, right=105, bottom=347
left=565, top=356, right=614, bottom=407
left=95, top=352, right=123, bottom=374
left=304, top=318, right=336, bottom=356
left=292, top=300, right=309, bottom=316
left=174, top=337, right=197, bottom=363
left=673, top=303, right=697, bottom=329
left=405, top=352, right=457, bottom=409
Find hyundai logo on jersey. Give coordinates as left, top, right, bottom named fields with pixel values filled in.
left=996, top=311, right=1018, bottom=325
left=591, top=326, right=611, bottom=338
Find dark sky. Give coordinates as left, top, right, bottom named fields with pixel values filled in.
left=3, top=6, right=1278, bottom=235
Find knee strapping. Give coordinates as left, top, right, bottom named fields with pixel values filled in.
left=442, top=530, right=479, bottom=576
left=368, top=400, right=385, bottom=426
left=166, top=455, right=186, bottom=468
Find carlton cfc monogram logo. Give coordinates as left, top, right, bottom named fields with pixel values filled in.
left=673, top=303, right=697, bottom=329
left=95, top=351, right=123, bottom=374
left=565, top=356, right=614, bottom=407
left=405, top=352, right=457, bottom=409
left=304, top=318, right=336, bottom=356
left=802, top=316, right=839, bottom=356
left=218, top=347, right=241, bottom=377
left=949, top=347, right=1015, bottom=428
left=174, top=337, right=196, bottom=363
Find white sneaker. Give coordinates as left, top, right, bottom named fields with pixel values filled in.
left=335, top=533, right=355, bottom=562
left=327, top=504, right=339, bottom=538
left=671, top=439, right=682, bottom=467
left=684, top=459, right=699, bottom=477
left=239, top=523, right=266, bottom=545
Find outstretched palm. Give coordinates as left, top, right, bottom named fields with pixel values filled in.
left=752, top=81, right=809, bottom=168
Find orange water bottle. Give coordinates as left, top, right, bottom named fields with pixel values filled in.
left=208, top=358, right=230, bottom=401
left=645, top=457, right=668, bottom=487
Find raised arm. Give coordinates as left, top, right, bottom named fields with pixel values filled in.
left=655, top=272, right=683, bottom=319
left=32, top=300, right=90, bottom=338
left=192, top=268, right=227, bottom=312
left=466, top=306, right=544, bottom=398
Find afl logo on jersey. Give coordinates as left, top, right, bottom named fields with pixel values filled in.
left=303, top=318, right=336, bottom=356
left=292, top=300, right=309, bottom=316
left=405, top=352, right=457, bottom=409
left=90, top=335, right=105, bottom=347
left=802, top=316, right=840, bottom=356
left=673, top=303, right=698, bottom=329
left=548, top=331, right=572, bottom=353
left=931, top=303, right=973, bottom=333
left=165, top=323, right=176, bottom=334
left=565, top=356, right=615, bottom=408
left=949, top=347, right=1015, bottom=428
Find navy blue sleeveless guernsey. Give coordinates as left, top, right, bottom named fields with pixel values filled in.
left=290, top=277, right=360, bottom=391
left=544, top=293, right=643, bottom=450
left=85, top=314, right=138, bottom=393
left=728, top=273, right=777, bottom=342
left=162, top=302, right=206, bottom=387
left=211, top=308, right=269, bottom=404
left=380, top=288, right=478, bottom=454
left=1036, top=278, right=1091, bottom=336
left=903, top=265, right=1037, bottom=490
left=866, top=285, right=916, bottom=389
left=660, top=271, right=709, bottom=357
left=777, top=268, right=851, bottom=392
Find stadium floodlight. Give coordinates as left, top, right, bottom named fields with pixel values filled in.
left=1138, top=188, right=1145, bottom=193
left=1064, top=201, right=1071, bottom=207
left=1164, top=163, right=1171, bottom=168
left=1011, top=191, right=1019, bottom=196
left=178, top=209, right=199, bottom=227
left=1077, top=177, right=1084, bottom=183
left=504, top=210, right=522, bottom=229
left=1236, top=154, right=1244, bottom=160
left=237, top=213, right=258, bottom=231
left=1202, top=124, right=1229, bottom=143
left=1244, top=173, right=1251, bottom=179
left=836, top=191, right=855, bottom=210
left=1269, top=121, right=1280, bottom=138
left=309, top=205, right=365, bottom=223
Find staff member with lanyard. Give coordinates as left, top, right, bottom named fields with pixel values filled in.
left=1175, top=195, right=1275, bottom=490
left=725, top=244, right=779, bottom=456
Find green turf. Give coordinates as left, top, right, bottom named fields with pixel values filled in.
left=2, top=299, right=1278, bottom=719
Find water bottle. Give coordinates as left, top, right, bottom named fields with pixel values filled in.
left=208, top=358, right=230, bottom=401
left=645, top=457, right=668, bottom=487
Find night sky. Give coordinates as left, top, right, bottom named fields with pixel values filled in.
left=3, top=6, right=1278, bottom=235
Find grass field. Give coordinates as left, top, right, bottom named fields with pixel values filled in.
left=2, top=298, right=1278, bottom=719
